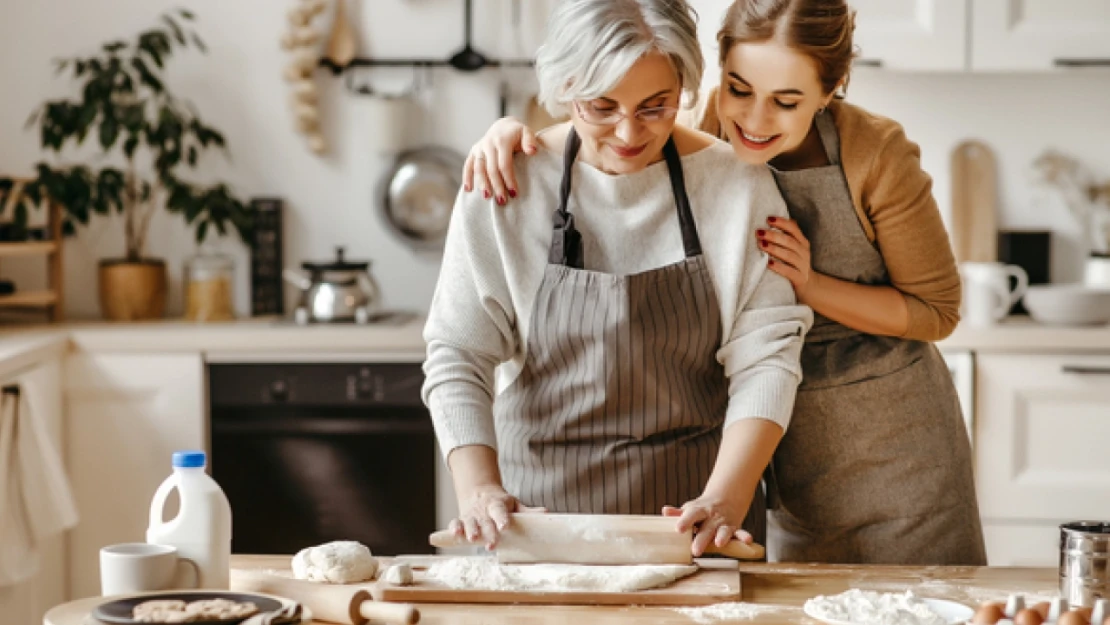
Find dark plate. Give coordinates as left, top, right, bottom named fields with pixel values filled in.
left=92, top=591, right=284, bottom=625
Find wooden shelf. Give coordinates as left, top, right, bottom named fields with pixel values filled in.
left=0, top=290, right=58, bottom=307
left=0, top=241, right=58, bottom=257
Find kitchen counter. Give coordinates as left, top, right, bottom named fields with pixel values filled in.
left=0, top=315, right=428, bottom=358
left=939, top=315, right=1110, bottom=352
left=43, top=555, right=1059, bottom=624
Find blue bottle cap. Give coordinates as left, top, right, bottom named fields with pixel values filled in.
left=172, top=450, right=207, bottom=468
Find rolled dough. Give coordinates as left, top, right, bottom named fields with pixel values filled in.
left=425, top=557, right=698, bottom=593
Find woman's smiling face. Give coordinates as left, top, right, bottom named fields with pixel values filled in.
left=716, top=39, right=837, bottom=165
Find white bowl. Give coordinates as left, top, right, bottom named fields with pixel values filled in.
left=1022, top=284, right=1110, bottom=326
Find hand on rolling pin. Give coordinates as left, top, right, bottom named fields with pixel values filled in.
left=450, top=484, right=546, bottom=550
left=663, top=494, right=754, bottom=558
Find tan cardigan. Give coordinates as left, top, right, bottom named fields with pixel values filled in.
left=690, top=88, right=961, bottom=342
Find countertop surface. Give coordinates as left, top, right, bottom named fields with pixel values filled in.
left=0, top=314, right=1108, bottom=370
left=45, top=555, right=1060, bottom=624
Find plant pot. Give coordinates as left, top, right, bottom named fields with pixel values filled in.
left=98, top=258, right=167, bottom=321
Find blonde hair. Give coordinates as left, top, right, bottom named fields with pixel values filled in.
left=717, top=0, right=856, bottom=97
left=535, top=0, right=704, bottom=116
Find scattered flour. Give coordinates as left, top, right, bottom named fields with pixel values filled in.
left=670, top=602, right=798, bottom=623
left=425, top=557, right=698, bottom=592
left=804, top=589, right=948, bottom=625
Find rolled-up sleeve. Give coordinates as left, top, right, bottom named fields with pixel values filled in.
left=718, top=189, right=812, bottom=433
left=421, top=189, right=516, bottom=460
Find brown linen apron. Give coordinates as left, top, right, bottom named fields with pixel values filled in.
left=494, top=129, right=765, bottom=540
left=764, top=110, right=986, bottom=565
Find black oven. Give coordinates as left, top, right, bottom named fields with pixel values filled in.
left=208, top=362, right=436, bottom=556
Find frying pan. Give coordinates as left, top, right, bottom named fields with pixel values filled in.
left=379, top=145, right=465, bottom=251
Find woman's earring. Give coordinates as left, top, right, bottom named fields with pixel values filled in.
left=816, top=106, right=827, bottom=115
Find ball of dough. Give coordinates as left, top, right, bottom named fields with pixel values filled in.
left=383, top=563, right=414, bottom=586
left=292, top=540, right=378, bottom=583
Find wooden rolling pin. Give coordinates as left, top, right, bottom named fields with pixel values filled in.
left=231, top=570, right=419, bottom=625
left=430, top=513, right=765, bottom=565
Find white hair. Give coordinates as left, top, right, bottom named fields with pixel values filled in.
left=535, top=0, right=704, bottom=117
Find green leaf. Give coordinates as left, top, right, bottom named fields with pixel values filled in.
left=178, top=8, right=195, bottom=20
left=187, top=145, right=198, bottom=166
left=123, top=135, right=140, bottom=159
left=131, top=57, right=163, bottom=92
left=54, top=59, right=68, bottom=75
left=99, top=116, right=120, bottom=150
left=195, top=220, right=209, bottom=244
left=103, top=41, right=127, bottom=53
left=162, top=15, right=186, bottom=45
left=75, top=60, right=86, bottom=77
left=191, top=33, right=207, bottom=53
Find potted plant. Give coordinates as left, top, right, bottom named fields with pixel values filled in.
left=3, top=9, right=253, bottom=320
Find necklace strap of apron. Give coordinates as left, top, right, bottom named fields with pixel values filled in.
left=550, top=128, right=584, bottom=267
left=662, top=136, right=702, bottom=258
left=813, top=109, right=842, bottom=166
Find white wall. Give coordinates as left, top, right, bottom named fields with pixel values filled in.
left=1, top=0, right=1108, bottom=320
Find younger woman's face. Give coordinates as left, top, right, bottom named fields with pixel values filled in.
left=716, top=40, right=836, bottom=165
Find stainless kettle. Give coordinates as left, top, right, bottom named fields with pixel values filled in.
left=283, top=247, right=381, bottom=323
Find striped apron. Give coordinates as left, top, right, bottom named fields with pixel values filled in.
left=765, top=110, right=986, bottom=565
left=494, top=129, right=765, bottom=539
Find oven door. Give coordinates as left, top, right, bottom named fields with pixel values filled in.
left=209, top=364, right=437, bottom=557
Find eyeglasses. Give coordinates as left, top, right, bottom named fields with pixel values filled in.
left=574, top=100, right=681, bottom=126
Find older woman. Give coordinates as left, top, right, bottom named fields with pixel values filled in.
left=422, top=0, right=811, bottom=554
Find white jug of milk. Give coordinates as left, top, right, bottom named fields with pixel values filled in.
left=146, top=450, right=232, bottom=589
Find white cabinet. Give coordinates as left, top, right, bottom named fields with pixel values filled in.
left=974, top=353, right=1110, bottom=566
left=972, top=1, right=1110, bottom=71
left=852, top=0, right=967, bottom=71
left=848, top=0, right=1110, bottom=71
left=65, top=353, right=205, bottom=599
left=0, top=357, right=67, bottom=624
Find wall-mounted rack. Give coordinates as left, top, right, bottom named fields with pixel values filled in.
left=319, top=0, right=534, bottom=75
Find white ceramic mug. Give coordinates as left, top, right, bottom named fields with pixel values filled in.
left=960, top=262, right=1029, bottom=327
left=99, top=543, right=199, bottom=596
left=1083, top=254, right=1110, bottom=290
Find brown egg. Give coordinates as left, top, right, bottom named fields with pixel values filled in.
left=1057, top=610, right=1090, bottom=625
left=972, top=603, right=1005, bottom=624
left=1014, top=608, right=1045, bottom=625
left=1032, top=602, right=1051, bottom=618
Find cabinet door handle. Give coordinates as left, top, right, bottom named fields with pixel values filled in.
left=1061, top=365, right=1110, bottom=375
left=855, top=58, right=883, bottom=68
left=1055, top=58, right=1110, bottom=68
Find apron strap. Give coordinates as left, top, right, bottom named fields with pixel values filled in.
left=813, top=109, right=842, bottom=166
left=662, top=136, right=702, bottom=258
left=550, top=129, right=584, bottom=267
left=550, top=128, right=703, bottom=267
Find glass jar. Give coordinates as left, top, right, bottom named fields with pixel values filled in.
left=184, top=253, right=235, bottom=322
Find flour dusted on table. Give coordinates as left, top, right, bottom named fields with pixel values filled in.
left=425, top=557, right=697, bottom=592
left=804, top=589, right=949, bottom=625
left=671, top=602, right=797, bottom=623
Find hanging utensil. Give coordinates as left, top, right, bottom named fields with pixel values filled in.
left=448, top=0, right=489, bottom=71
left=324, top=0, right=357, bottom=69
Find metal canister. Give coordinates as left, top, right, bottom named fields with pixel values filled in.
left=1060, top=521, right=1110, bottom=607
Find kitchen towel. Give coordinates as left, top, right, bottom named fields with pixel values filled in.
left=0, top=382, right=79, bottom=587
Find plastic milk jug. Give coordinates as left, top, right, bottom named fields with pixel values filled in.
left=146, top=450, right=232, bottom=589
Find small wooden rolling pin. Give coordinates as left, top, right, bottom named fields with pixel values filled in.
left=231, top=570, right=419, bottom=625
left=430, top=513, right=765, bottom=565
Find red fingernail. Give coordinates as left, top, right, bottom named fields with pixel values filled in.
left=768, top=259, right=775, bottom=265
left=464, top=184, right=472, bottom=192
left=760, top=241, right=768, bottom=248
left=483, top=190, right=491, bottom=199
left=497, top=196, right=505, bottom=205
left=509, top=189, right=517, bottom=198
left=768, top=216, right=777, bottom=223
left=756, top=229, right=766, bottom=236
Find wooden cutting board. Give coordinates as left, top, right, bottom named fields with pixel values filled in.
left=950, top=140, right=999, bottom=263
left=233, top=555, right=740, bottom=607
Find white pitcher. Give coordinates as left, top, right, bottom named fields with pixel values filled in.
left=960, top=262, right=1029, bottom=327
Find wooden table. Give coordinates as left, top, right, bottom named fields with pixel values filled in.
left=45, top=555, right=1060, bottom=625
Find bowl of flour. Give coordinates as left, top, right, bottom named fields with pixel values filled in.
left=803, top=589, right=974, bottom=625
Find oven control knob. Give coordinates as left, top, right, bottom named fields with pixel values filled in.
left=269, top=379, right=289, bottom=401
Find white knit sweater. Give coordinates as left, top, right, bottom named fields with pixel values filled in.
left=422, top=138, right=812, bottom=459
